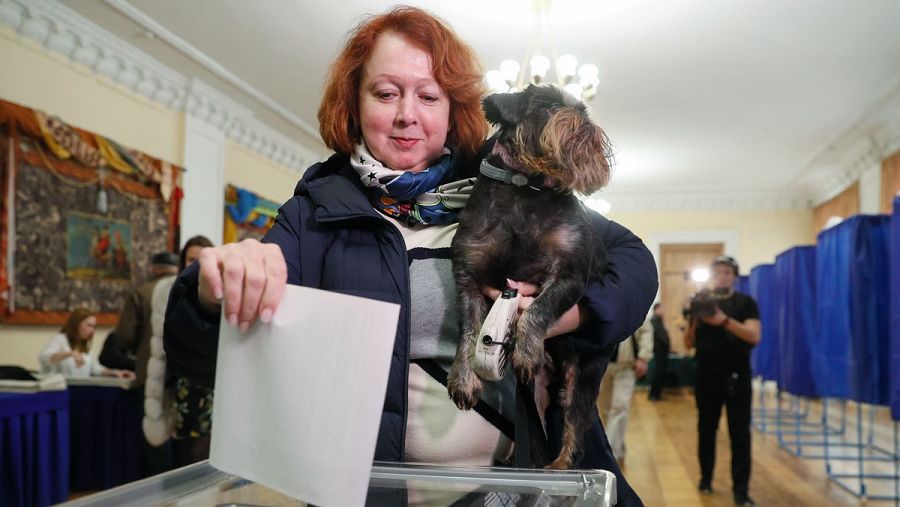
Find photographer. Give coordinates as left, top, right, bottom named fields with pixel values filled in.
left=683, top=256, right=760, bottom=506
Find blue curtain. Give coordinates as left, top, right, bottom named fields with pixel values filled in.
left=749, top=264, right=776, bottom=380
left=815, top=215, right=891, bottom=405
left=735, top=275, right=750, bottom=295
left=891, top=197, right=900, bottom=420
left=774, top=246, right=818, bottom=396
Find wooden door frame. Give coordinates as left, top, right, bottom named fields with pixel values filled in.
left=647, top=229, right=740, bottom=303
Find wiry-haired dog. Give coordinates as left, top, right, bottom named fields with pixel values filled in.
left=447, top=85, right=613, bottom=470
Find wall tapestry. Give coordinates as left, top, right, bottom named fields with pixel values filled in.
left=0, top=98, right=183, bottom=325
left=224, top=184, right=278, bottom=243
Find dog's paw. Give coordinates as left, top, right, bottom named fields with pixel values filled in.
left=512, top=348, right=540, bottom=383
left=447, top=365, right=483, bottom=410
left=511, top=323, right=543, bottom=383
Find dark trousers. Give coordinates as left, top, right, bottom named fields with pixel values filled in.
left=173, top=435, right=211, bottom=468
left=143, top=439, right=173, bottom=477
left=694, top=370, right=752, bottom=496
left=649, top=348, right=669, bottom=398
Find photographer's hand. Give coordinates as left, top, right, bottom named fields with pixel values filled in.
left=699, top=308, right=762, bottom=346
left=699, top=308, right=729, bottom=327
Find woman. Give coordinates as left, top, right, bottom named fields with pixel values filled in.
left=170, top=234, right=216, bottom=467
left=164, top=6, right=655, bottom=505
left=39, top=308, right=134, bottom=379
left=179, top=235, right=214, bottom=272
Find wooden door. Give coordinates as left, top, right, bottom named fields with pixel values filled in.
left=659, top=243, right=724, bottom=353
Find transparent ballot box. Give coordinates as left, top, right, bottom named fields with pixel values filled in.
left=59, top=460, right=617, bottom=506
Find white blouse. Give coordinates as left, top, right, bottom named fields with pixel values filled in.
left=38, top=333, right=104, bottom=378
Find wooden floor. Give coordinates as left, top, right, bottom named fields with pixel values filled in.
left=619, top=388, right=896, bottom=507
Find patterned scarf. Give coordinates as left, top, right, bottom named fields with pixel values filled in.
left=350, top=144, right=474, bottom=225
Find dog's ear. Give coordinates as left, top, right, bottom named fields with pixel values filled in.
left=482, top=92, right=526, bottom=125
left=541, top=108, right=612, bottom=194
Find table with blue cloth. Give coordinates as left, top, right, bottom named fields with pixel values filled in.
left=68, top=385, right=143, bottom=491
left=0, top=390, right=70, bottom=507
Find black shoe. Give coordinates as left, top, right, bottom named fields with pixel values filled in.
left=733, top=493, right=756, bottom=506
left=698, top=481, right=713, bottom=495
left=648, top=394, right=662, bottom=401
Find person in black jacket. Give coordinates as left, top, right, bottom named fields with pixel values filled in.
left=164, top=6, right=657, bottom=505
left=98, top=330, right=135, bottom=372
left=647, top=303, right=671, bottom=401
left=684, top=256, right=761, bottom=506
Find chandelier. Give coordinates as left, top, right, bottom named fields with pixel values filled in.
left=485, top=0, right=600, bottom=101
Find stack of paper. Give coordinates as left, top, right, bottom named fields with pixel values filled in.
left=0, top=373, right=66, bottom=392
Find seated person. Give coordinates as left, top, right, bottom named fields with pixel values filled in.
left=39, top=308, right=134, bottom=379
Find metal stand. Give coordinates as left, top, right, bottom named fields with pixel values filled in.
left=823, top=402, right=899, bottom=502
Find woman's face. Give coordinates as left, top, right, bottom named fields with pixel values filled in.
left=184, top=245, right=204, bottom=269
left=78, top=315, right=97, bottom=341
left=358, top=32, right=451, bottom=173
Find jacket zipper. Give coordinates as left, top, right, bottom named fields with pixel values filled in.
left=313, top=201, right=412, bottom=461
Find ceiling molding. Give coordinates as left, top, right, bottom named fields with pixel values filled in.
left=602, top=190, right=810, bottom=212
left=808, top=123, right=900, bottom=206
left=0, top=0, right=320, bottom=173
left=102, top=0, right=322, bottom=143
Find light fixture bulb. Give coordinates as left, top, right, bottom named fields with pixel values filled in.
left=557, top=54, right=578, bottom=78
left=486, top=70, right=510, bottom=93
left=564, top=82, right=583, bottom=99
left=529, top=55, right=551, bottom=81
left=499, top=60, right=520, bottom=83
left=578, top=63, right=599, bottom=82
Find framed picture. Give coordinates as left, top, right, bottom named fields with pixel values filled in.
left=66, top=212, right=133, bottom=281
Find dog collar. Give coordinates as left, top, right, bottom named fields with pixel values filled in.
left=479, top=160, right=544, bottom=191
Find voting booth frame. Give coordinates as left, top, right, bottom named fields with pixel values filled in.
left=743, top=202, right=900, bottom=503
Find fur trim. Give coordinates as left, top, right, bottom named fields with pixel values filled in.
left=143, top=275, right=176, bottom=447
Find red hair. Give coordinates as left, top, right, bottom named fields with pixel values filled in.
left=318, top=6, right=488, bottom=161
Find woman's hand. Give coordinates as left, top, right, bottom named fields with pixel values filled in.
left=197, top=239, right=288, bottom=331
left=113, top=369, right=135, bottom=380
left=482, top=279, right=586, bottom=339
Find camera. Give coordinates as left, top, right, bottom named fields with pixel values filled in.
left=689, top=290, right=718, bottom=318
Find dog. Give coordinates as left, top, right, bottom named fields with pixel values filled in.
left=447, top=84, right=613, bottom=469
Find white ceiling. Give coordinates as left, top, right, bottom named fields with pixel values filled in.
left=57, top=0, right=900, bottom=208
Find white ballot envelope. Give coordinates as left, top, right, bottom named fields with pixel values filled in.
left=210, top=284, right=400, bottom=507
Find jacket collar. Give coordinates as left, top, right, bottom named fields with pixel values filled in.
left=295, top=154, right=383, bottom=223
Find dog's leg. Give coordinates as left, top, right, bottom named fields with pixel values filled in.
left=546, top=360, right=578, bottom=469
left=512, top=275, right=582, bottom=382
left=546, top=355, right=606, bottom=470
left=447, top=275, right=488, bottom=410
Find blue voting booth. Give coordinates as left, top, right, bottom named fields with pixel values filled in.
left=748, top=265, right=776, bottom=382
left=735, top=274, right=750, bottom=296
left=814, top=213, right=896, bottom=500
left=891, top=196, right=900, bottom=423
left=774, top=246, right=818, bottom=398
left=815, top=215, right=891, bottom=405
left=748, top=264, right=780, bottom=433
